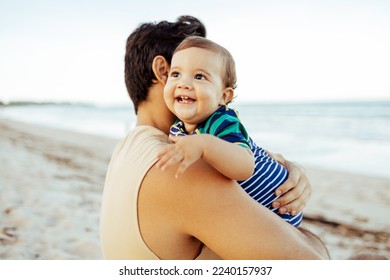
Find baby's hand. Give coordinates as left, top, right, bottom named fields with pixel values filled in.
left=156, top=134, right=204, bottom=178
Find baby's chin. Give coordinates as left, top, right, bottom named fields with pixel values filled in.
left=173, top=105, right=198, bottom=121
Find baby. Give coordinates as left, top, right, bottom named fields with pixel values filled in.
left=157, top=36, right=302, bottom=227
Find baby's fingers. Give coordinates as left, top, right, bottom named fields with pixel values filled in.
left=158, top=151, right=184, bottom=172
left=163, top=153, right=184, bottom=172
left=175, top=160, right=191, bottom=178
left=156, top=147, right=176, bottom=169
left=157, top=146, right=172, bottom=160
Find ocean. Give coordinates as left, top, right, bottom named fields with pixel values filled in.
left=1, top=101, right=389, bottom=179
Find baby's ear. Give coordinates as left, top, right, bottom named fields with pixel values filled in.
left=152, top=55, right=169, bottom=84
left=220, top=87, right=235, bottom=105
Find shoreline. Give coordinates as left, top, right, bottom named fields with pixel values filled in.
left=1, top=118, right=389, bottom=259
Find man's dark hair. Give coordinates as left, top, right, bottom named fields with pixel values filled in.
left=124, top=15, right=206, bottom=113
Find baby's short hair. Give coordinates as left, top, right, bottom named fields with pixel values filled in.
left=174, top=36, right=237, bottom=90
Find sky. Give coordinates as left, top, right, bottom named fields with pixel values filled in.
left=1, top=0, right=389, bottom=104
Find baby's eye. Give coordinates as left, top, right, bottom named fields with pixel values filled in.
left=170, top=71, right=180, bottom=78
left=194, top=74, right=205, bottom=80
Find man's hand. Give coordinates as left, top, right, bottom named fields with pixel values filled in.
left=268, top=151, right=312, bottom=215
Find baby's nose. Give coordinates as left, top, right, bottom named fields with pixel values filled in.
left=177, top=81, right=192, bottom=90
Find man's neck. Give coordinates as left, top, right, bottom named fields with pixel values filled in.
left=136, top=102, right=175, bottom=135
left=135, top=83, right=176, bottom=134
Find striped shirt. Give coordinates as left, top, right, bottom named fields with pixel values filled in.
left=170, top=105, right=302, bottom=227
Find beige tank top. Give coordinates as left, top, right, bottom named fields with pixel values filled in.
left=100, top=126, right=164, bottom=259
left=100, top=126, right=219, bottom=259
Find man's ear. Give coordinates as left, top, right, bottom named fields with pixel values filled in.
left=152, top=55, right=169, bottom=85
left=220, top=87, right=235, bottom=105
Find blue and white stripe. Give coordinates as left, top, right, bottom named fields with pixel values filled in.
left=239, top=138, right=303, bottom=227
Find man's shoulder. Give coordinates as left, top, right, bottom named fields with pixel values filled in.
left=122, top=126, right=167, bottom=144
left=111, top=126, right=168, bottom=164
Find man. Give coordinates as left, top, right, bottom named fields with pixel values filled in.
left=100, top=15, right=328, bottom=259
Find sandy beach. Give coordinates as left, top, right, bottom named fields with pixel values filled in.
left=1, top=118, right=389, bottom=260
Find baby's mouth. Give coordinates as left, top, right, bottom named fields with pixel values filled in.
left=176, top=95, right=195, bottom=104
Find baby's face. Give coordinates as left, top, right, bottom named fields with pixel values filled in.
left=164, top=47, right=228, bottom=128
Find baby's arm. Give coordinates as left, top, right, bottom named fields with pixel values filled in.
left=156, top=134, right=254, bottom=180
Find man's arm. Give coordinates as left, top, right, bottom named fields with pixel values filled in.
left=156, top=134, right=254, bottom=180
left=146, top=157, right=329, bottom=260
left=184, top=164, right=327, bottom=259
